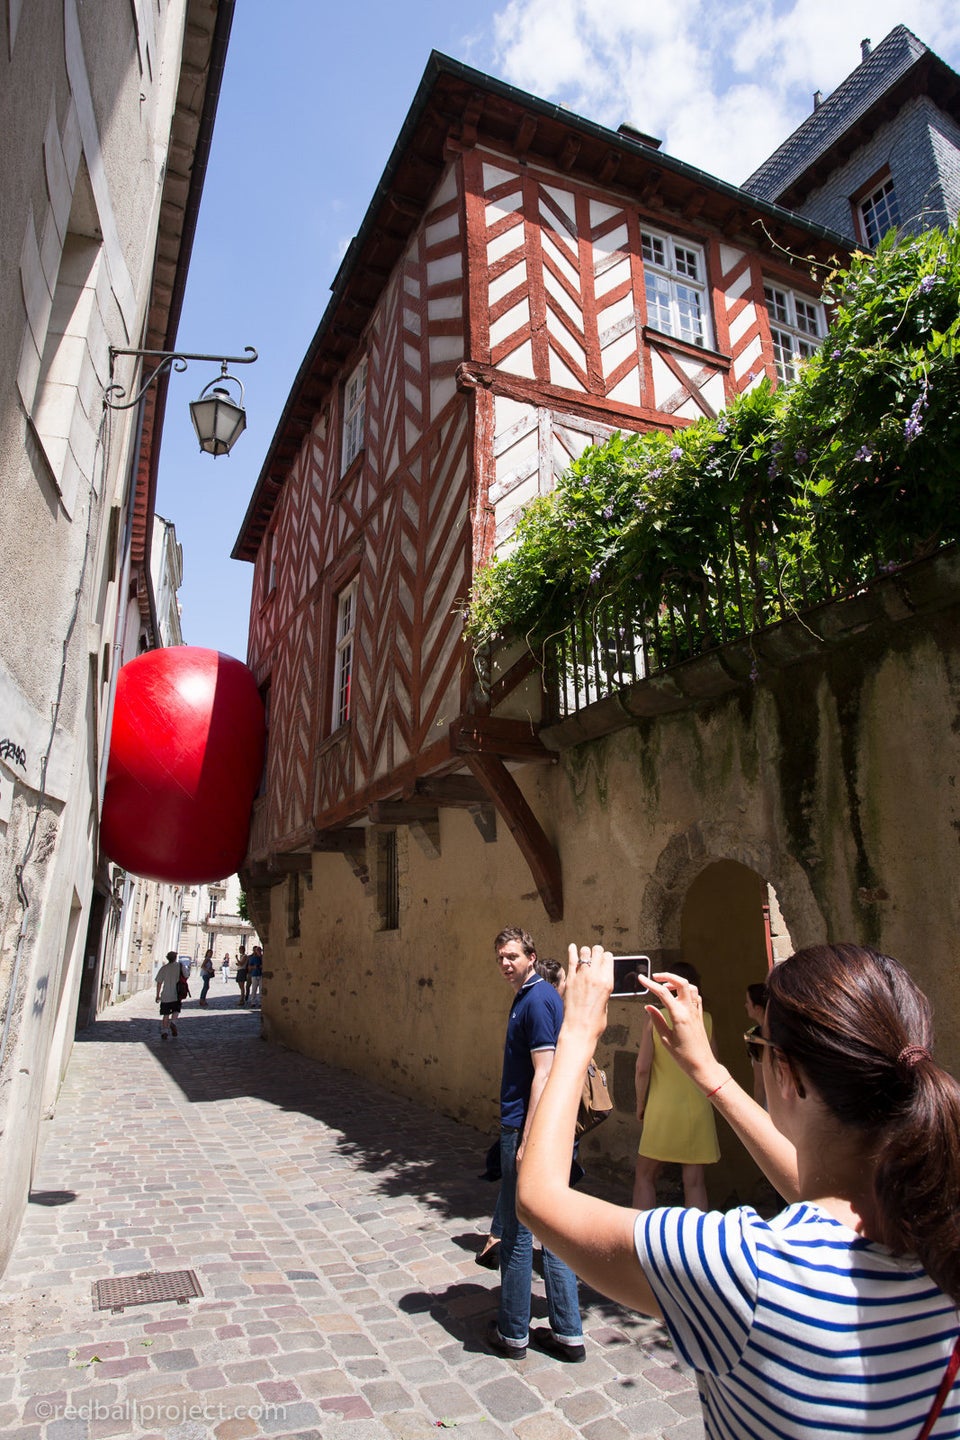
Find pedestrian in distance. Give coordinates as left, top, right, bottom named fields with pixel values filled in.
left=486, top=927, right=584, bottom=1363
left=234, top=950, right=249, bottom=1005
left=247, top=945, right=263, bottom=1007
left=199, top=949, right=215, bottom=1006
left=221, top=953, right=231, bottom=983
left=518, top=941, right=960, bottom=1439
left=155, top=951, right=183, bottom=1040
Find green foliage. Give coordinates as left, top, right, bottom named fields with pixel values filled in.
left=465, top=223, right=960, bottom=665
left=237, top=889, right=248, bottom=922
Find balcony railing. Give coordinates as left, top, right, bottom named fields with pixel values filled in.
left=541, top=508, right=886, bottom=723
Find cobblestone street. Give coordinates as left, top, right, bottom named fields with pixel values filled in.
left=0, top=985, right=702, bottom=1440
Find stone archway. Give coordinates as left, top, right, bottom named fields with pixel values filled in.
left=639, top=822, right=823, bottom=1208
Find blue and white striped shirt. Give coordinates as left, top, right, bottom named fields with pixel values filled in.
left=635, top=1203, right=959, bottom=1439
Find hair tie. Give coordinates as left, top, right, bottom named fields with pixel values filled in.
left=897, top=1045, right=930, bottom=1073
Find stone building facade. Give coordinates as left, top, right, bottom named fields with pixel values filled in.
left=0, top=0, right=234, bottom=1273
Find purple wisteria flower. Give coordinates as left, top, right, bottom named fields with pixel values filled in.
left=589, top=567, right=601, bottom=584
left=854, top=445, right=873, bottom=462
left=831, top=348, right=842, bottom=360
left=564, top=518, right=576, bottom=531
left=919, top=275, right=937, bottom=294
left=767, top=462, right=780, bottom=478
left=716, top=417, right=728, bottom=434
left=904, top=388, right=928, bottom=444
left=669, top=446, right=682, bottom=462
left=749, top=660, right=760, bottom=683
left=602, top=504, right=615, bottom=519
left=794, top=447, right=808, bottom=463
left=648, top=467, right=663, bottom=480
left=634, top=497, right=648, bottom=512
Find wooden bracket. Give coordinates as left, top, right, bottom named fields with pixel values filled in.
left=266, top=852, right=313, bottom=875
left=450, top=715, right=557, bottom=764
left=367, top=800, right=439, bottom=826
left=311, top=827, right=370, bottom=886
left=412, top=775, right=489, bottom=806
left=463, top=751, right=562, bottom=921
left=468, top=801, right=497, bottom=844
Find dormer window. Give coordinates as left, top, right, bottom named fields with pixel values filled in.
left=641, top=230, right=710, bottom=348
left=858, top=176, right=900, bottom=247
left=341, top=357, right=367, bottom=474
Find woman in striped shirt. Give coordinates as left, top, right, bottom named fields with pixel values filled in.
left=518, top=943, right=960, bottom=1438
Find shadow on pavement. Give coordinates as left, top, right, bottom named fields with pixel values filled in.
left=76, top=990, right=504, bottom=1226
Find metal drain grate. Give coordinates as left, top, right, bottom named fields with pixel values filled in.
left=92, top=1269, right=203, bottom=1313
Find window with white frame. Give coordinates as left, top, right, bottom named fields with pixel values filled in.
left=763, top=284, right=824, bottom=383
left=332, top=580, right=357, bottom=730
left=858, top=177, right=900, bottom=247
left=341, top=357, right=367, bottom=474
left=641, top=230, right=710, bottom=347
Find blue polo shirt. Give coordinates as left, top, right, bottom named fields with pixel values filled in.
left=500, top=973, right=563, bottom=1128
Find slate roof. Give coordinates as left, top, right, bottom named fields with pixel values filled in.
left=743, top=25, right=950, bottom=203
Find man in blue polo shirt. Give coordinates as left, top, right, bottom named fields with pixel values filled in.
left=487, top=926, right=584, bottom=1363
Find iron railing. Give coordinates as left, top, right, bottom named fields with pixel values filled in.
left=540, top=508, right=885, bottom=723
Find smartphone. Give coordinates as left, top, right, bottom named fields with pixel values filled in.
left=611, top=954, right=651, bottom=997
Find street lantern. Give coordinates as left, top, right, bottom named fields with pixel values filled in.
left=189, top=370, right=248, bottom=457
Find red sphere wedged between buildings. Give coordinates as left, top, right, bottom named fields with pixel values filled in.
left=100, top=647, right=265, bottom=884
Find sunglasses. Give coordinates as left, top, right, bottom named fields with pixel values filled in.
left=744, top=1030, right=778, bottom=1065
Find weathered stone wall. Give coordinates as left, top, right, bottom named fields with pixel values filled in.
left=261, top=554, right=960, bottom=1203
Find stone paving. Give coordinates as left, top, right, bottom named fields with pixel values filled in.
left=0, top=984, right=702, bottom=1440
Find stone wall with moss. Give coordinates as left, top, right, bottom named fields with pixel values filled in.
left=260, top=552, right=960, bottom=1204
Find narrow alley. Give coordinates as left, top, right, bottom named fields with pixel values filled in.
left=0, top=986, right=701, bottom=1440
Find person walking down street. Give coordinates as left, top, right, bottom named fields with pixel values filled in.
left=155, top=951, right=183, bottom=1040
left=247, top=946, right=263, bottom=1007
left=518, top=942, right=960, bottom=1440
left=234, top=950, right=249, bottom=1005
left=221, top=953, right=231, bottom=983
left=633, top=960, right=720, bottom=1210
left=486, top=927, right=584, bottom=1364
left=199, top=949, right=215, bottom=1006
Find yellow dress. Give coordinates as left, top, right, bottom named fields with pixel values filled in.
left=638, top=1010, right=720, bottom=1164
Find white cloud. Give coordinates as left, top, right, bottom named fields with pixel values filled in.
left=491, top=0, right=960, bottom=182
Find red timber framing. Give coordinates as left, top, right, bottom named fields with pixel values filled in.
left=234, top=52, right=850, bottom=920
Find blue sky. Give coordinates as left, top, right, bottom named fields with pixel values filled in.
left=157, top=0, right=960, bottom=662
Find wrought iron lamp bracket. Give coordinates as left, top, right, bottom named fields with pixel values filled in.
left=104, top=346, right=258, bottom=411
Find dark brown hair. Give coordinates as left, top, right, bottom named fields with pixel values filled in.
left=766, top=943, right=960, bottom=1303
left=536, top=958, right=564, bottom=988
left=494, top=926, right=537, bottom=959
left=746, top=981, right=768, bottom=1008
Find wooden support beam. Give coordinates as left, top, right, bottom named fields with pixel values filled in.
left=311, top=827, right=365, bottom=856
left=413, top=775, right=489, bottom=806
left=464, top=751, right=562, bottom=921
left=266, top=852, right=313, bottom=875
left=450, top=716, right=557, bottom=763
left=368, top=800, right=440, bottom=826
left=469, top=802, right=497, bottom=844
left=311, top=826, right=369, bottom=885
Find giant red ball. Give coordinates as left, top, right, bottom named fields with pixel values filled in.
left=100, top=647, right=265, bottom=883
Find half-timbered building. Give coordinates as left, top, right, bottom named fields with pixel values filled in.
left=231, top=53, right=932, bottom=1191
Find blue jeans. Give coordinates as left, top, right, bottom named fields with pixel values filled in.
left=497, top=1127, right=582, bottom=1347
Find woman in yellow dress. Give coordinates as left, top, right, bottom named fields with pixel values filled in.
left=634, top=962, right=719, bottom=1209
